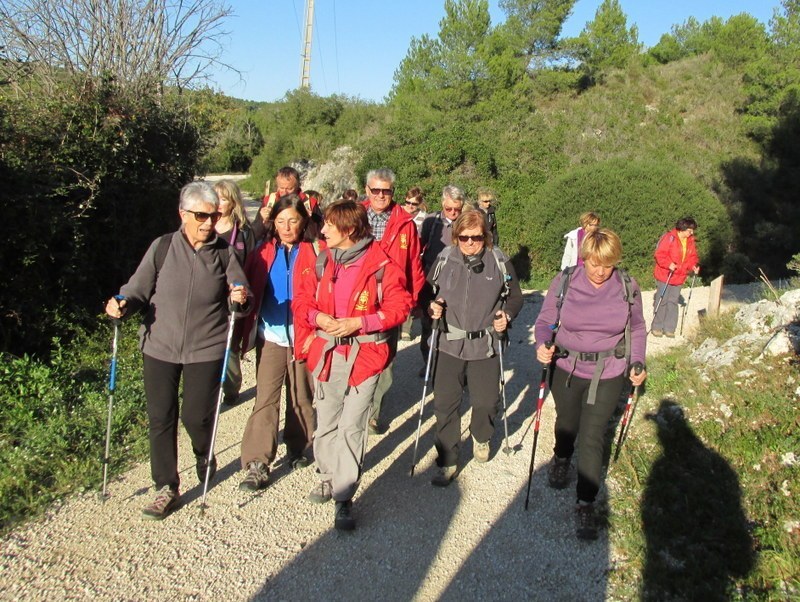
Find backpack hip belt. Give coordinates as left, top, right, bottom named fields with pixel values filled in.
left=311, top=329, right=391, bottom=381
left=558, top=341, right=624, bottom=405
left=444, top=323, right=495, bottom=357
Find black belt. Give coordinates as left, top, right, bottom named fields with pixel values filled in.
left=464, top=330, right=487, bottom=340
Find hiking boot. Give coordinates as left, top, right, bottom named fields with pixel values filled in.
left=664, top=331, right=675, bottom=338
left=334, top=500, right=355, bottom=531
left=576, top=502, right=599, bottom=540
left=547, top=456, right=570, bottom=489
left=289, top=453, right=311, bottom=470
left=223, top=394, right=240, bottom=406
left=650, top=329, right=663, bottom=337
left=196, top=454, right=217, bottom=484
left=308, top=480, right=333, bottom=504
left=239, top=461, right=269, bottom=491
left=472, top=436, right=490, bottom=463
left=368, top=419, right=387, bottom=436
left=431, top=465, right=457, bottom=487
left=142, top=486, right=179, bottom=520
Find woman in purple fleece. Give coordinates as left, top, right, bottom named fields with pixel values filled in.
left=535, top=228, right=647, bottom=540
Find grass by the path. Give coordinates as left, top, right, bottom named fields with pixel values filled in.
left=606, top=312, right=800, bottom=600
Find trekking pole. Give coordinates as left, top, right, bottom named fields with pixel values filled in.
left=524, top=332, right=558, bottom=511
left=495, top=317, right=512, bottom=455
left=101, top=295, right=124, bottom=500
left=410, top=303, right=442, bottom=477
left=613, top=362, right=644, bottom=463
left=651, top=269, right=675, bottom=330
left=678, top=274, right=697, bottom=336
left=200, top=295, right=242, bottom=514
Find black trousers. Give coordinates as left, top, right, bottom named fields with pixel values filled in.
left=550, top=366, right=626, bottom=504
left=433, top=351, right=499, bottom=467
left=143, top=354, right=223, bottom=490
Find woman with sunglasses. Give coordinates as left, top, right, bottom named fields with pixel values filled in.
left=293, top=200, right=412, bottom=531
left=236, top=194, right=320, bottom=491
left=402, top=186, right=427, bottom=234
left=427, top=209, right=523, bottom=487
left=104, top=182, right=250, bottom=520
left=213, top=179, right=254, bottom=405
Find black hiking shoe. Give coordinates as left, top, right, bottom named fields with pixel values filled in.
left=239, top=461, right=269, bottom=491
left=368, top=419, right=387, bottom=436
left=289, top=453, right=311, bottom=470
left=547, top=456, right=570, bottom=489
left=196, top=454, right=217, bottom=485
left=334, top=500, right=355, bottom=531
left=576, top=502, right=599, bottom=540
left=142, top=486, right=179, bottom=520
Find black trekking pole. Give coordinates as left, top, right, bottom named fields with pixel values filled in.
left=200, top=296, right=242, bottom=514
left=524, top=334, right=557, bottom=511
left=613, top=362, right=644, bottom=463
left=495, top=317, right=512, bottom=455
left=101, top=296, right=124, bottom=500
left=650, top=269, right=675, bottom=331
left=678, top=274, right=697, bottom=336
left=410, top=303, right=442, bottom=477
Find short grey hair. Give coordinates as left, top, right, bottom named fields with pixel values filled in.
left=180, top=181, right=219, bottom=211
left=366, top=168, right=396, bottom=187
left=442, top=185, right=466, bottom=205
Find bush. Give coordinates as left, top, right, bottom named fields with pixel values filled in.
left=504, top=157, right=732, bottom=287
left=0, top=321, right=147, bottom=530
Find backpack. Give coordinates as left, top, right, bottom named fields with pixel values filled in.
left=552, top=265, right=636, bottom=365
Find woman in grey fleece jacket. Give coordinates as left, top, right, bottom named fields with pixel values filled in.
left=105, top=182, right=250, bottom=520
left=427, top=209, right=523, bottom=488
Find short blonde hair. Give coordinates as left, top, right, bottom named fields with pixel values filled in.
left=451, top=208, right=492, bottom=249
left=581, top=228, right=622, bottom=266
left=213, top=180, right=248, bottom=228
left=579, top=211, right=600, bottom=229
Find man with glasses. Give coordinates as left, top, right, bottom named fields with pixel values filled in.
left=418, top=185, right=466, bottom=368
left=476, top=188, right=499, bottom=246
left=363, top=168, right=425, bottom=435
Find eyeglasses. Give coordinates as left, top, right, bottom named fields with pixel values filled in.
left=443, top=206, right=462, bottom=214
left=185, top=209, right=222, bottom=223
left=479, top=199, right=493, bottom=204
left=405, top=201, right=420, bottom=207
left=458, top=234, right=484, bottom=243
left=369, top=186, right=394, bottom=197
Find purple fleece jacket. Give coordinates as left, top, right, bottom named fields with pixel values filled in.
left=534, top=266, right=646, bottom=380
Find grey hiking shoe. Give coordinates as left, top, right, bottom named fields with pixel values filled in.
left=473, top=436, right=490, bottom=463
left=308, top=480, right=332, bottom=504
left=142, top=486, right=179, bottom=520
left=576, top=502, right=599, bottom=540
left=431, top=465, right=457, bottom=487
left=239, top=461, right=269, bottom=491
left=547, top=456, right=570, bottom=489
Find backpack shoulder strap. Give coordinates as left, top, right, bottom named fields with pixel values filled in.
left=154, top=234, right=172, bottom=278
left=552, top=265, right=575, bottom=332
left=315, top=248, right=328, bottom=280
left=617, top=268, right=636, bottom=365
left=490, top=248, right=511, bottom=303
left=429, top=245, right=455, bottom=294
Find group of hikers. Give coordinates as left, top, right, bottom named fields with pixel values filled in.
left=104, top=166, right=700, bottom=540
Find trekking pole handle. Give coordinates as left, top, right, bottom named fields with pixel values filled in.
left=630, top=362, right=644, bottom=376
left=230, top=282, right=245, bottom=313
left=430, top=298, right=445, bottom=328
left=110, top=295, right=125, bottom=326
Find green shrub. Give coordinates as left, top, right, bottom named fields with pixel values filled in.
left=504, top=157, right=732, bottom=287
left=0, top=321, right=147, bottom=531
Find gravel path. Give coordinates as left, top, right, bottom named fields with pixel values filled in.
left=0, top=273, right=759, bottom=601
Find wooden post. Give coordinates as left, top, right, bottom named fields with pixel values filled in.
left=708, top=275, right=724, bottom=317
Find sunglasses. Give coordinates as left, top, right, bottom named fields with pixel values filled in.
left=443, top=206, right=462, bottom=214
left=369, top=186, right=394, bottom=196
left=458, top=234, right=484, bottom=243
left=405, top=201, right=420, bottom=207
left=185, top=209, right=222, bottom=223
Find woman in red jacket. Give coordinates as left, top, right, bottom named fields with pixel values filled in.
left=652, top=217, right=700, bottom=337
left=237, top=194, right=319, bottom=491
left=293, top=200, right=412, bottom=531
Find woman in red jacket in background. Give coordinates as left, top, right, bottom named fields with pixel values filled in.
left=652, top=216, right=700, bottom=337
left=293, top=200, right=412, bottom=531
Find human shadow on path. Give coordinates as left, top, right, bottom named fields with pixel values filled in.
left=640, top=400, right=755, bottom=601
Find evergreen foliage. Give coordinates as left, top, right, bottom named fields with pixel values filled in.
left=506, top=158, right=731, bottom=287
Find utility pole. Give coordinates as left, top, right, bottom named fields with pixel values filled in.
left=300, top=0, right=314, bottom=89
